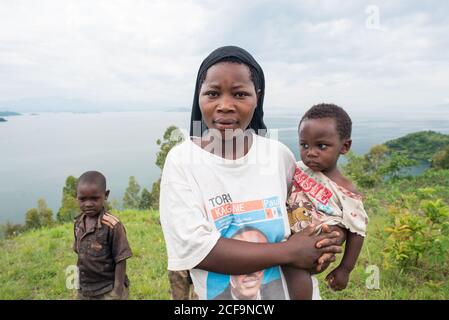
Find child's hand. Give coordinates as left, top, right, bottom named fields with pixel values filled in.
left=325, top=266, right=350, bottom=291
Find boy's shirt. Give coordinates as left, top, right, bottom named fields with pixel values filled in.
left=73, top=210, right=132, bottom=296
left=287, top=161, right=369, bottom=237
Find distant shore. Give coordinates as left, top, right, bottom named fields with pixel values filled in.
left=0, top=111, right=22, bottom=116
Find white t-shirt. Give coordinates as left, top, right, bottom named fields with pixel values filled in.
left=160, top=132, right=297, bottom=300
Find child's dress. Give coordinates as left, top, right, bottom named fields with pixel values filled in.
left=287, top=162, right=368, bottom=236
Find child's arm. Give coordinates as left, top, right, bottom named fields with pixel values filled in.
left=325, top=232, right=364, bottom=290
left=113, top=260, right=126, bottom=297
left=282, top=225, right=346, bottom=299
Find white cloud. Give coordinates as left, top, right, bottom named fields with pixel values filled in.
left=0, top=0, right=448, bottom=111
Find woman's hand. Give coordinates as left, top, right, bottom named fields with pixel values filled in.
left=286, top=224, right=342, bottom=270
left=314, top=225, right=347, bottom=273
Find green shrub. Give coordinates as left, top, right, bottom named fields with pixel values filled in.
left=383, top=197, right=449, bottom=274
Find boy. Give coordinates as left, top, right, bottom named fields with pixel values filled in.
left=284, top=103, right=369, bottom=299
left=73, top=171, right=132, bottom=300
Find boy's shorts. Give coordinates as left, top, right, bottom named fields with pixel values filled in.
left=168, top=270, right=198, bottom=300
left=76, top=286, right=129, bottom=300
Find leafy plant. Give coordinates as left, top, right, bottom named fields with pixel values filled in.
left=383, top=195, right=449, bottom=274
left=431, top=145, right=449, bottom=169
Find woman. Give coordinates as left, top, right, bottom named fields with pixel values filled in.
left=160, top=46, right=342, bottom=300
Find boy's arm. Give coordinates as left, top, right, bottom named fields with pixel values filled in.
left=113, top=260, right=126, bottom=296
left=339, top=232, right=364, bottom=272
left=110, top=221, right=133, bottom=297
left=326, top=232, right=364, bottom=290
left=73, top=224, right=78, bottom=253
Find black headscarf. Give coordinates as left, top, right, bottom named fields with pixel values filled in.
left=189, top=46, right=267, bottom=137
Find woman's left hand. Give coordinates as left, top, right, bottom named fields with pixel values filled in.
left=314, top=225, right=346, bottom=273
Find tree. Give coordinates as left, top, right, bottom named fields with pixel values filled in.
left=155, top=125, right=184, bottom=170
left=123, top=176, right=141, bottom=209
left=63, top=175, right=78, bottom=198
left=57, top=176, right=80, bottom=223
left=150, top=179, right=161, bottom=210
left=151, top=126, right=185, bottom=209
left=108, top=198, right=121, bottom=211
left=138, top=188, right=153, bottom=210
left=432, top=145, right=449, bottom=169
left=25, top=198, right=54, bottom=229
left=0, top=221, right=23, bottom=238
left=38, top=198, right=53, bottom=227
left=25, top=208, right=40, bottom=230
left=57, top=195, right=79, bottom=222
left=343, top=145, right=416, bottom=188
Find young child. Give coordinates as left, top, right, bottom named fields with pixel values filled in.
left=73, top=171, right=132, bottom=300
left=285, top=103, right=369, bottom=299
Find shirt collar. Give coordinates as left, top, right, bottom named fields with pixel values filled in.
left=79, top=208, right=105, bottom=230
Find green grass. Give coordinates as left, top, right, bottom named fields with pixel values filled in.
left=317, top=212, right=449, bottom=299
left=0, top=210, right=170, bottom=300
left=1, top=170, right=448, bottom=300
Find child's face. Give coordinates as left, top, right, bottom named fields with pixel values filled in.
left=199, top=62, right=258, bottom=138
left=76, top=183, right=109, bottom=217
left=299, top=117, right=351, bottom=173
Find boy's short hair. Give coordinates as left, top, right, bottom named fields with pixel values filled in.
left=299, top=103, right=352, bottom=140
left=77, top=171, right=107, bottom=191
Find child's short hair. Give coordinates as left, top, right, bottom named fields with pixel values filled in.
left=77, top=171, right=107, bottom=191
left=299, top=103, right=352, bottom=140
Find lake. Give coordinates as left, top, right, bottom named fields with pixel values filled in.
left=1, top=106, right=448, bottom=224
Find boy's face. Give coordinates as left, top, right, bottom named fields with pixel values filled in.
left=76, top=183, right=109, bottom=217
left=299, top=117, right=351, bottom=173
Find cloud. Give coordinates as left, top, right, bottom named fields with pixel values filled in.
left=0, top=0, right=448, bottom=111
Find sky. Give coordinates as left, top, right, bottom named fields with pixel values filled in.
left=0, top=0, right=448, bottom=112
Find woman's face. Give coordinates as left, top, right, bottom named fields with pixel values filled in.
left=199, top=62, right=258, bottom=138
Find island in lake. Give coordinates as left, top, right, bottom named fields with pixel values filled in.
left=0, top=111, right=22, bottom=117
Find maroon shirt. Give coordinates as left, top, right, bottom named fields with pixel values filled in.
left=73, top=210, right=132, bottom=296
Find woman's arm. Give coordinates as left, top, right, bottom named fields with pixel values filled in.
left=196, top=224, right=342, bottom=274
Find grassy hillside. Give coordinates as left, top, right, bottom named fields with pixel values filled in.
left=0, top=210, right=170, bottom=299
left=1, top=170, right=448, bottom=300
left=384, top=131, right=449, bottom=161
left=318, top=169, right=449, bottom=300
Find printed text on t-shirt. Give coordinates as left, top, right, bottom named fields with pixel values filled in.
left=293, top=167, right=333, bottom=205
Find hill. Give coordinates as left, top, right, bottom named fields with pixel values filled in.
left=384, top=131, right=449, bottom=161
left=1, top=169, right=448, bottom=299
